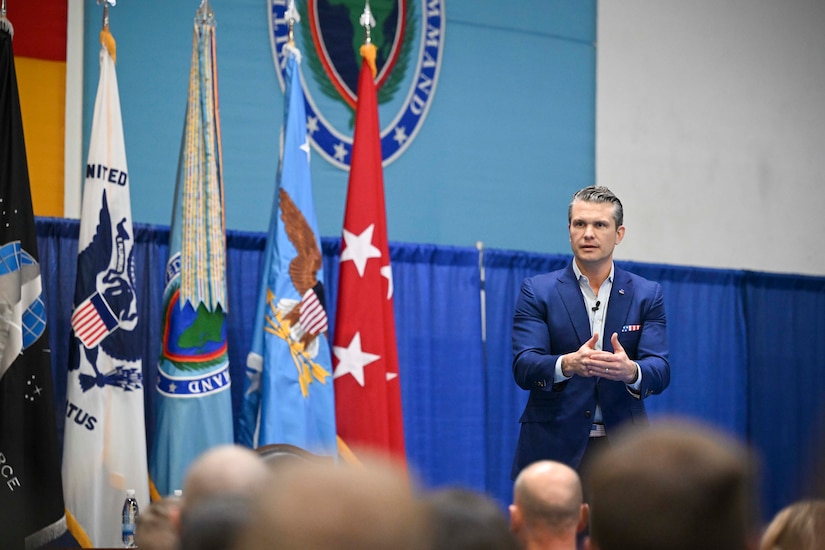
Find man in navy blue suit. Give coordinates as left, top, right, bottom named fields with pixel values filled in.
left=511, top=186, right=670, bottom=483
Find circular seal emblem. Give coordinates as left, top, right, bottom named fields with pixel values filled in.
left=268, top=0, right=445, bottom=169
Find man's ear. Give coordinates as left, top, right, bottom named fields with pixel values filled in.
left=508, top=504, right=522, bottom=533
left=170, top=505, right=182, bottom=533
left=577, top=502, right=590, bottom=534
left=615, top=225, right=625, bottom=245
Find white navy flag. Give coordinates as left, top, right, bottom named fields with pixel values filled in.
left=62, top=26, right=150, bottom=547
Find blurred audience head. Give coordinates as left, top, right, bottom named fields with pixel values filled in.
left=759, top=499, right=825, bottom=550
left=134, top=493, right=182, bottom=550
left=424, top=486, right=518, bottom=550
left=510, top=460, right=588, bottom=550
left=181, top=444, right=270, bottom=514
left=586, top=418, right=759, bottom=550
left=234, top=455, right=430, bottom=550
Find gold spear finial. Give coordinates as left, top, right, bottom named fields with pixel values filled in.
left=197, top=0, right=214, bottom=24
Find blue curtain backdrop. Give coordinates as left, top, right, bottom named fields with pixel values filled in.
left=37, top=217, right=825, bottom=520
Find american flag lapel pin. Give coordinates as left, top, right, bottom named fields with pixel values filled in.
left=619, top=289, right=625, bottom=295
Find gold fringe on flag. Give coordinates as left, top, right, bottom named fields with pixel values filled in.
left=180, top=14, right=227, bottom=312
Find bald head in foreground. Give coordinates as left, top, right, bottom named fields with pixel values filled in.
left=510, top=460, right=589, bottom=550
left=234, top=457, right=431, bottom=550
left=177, top=445, right=271, bottom=550
left=585, top=419, right=759, bottom=550
left=181, top=444, right=271, bottom=513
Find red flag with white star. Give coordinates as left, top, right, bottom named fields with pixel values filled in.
left=332, top=53, right=406, bottom=464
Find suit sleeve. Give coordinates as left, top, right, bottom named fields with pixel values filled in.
left=512, top=277, right=562, bottom=391
left=635, top=282, right=670, bottom=398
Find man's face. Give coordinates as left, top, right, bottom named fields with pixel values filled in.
left=568, top=200, right=624, bottom=267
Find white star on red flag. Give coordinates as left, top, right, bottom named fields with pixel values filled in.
left=340, top=223, right=382, bottom=277
left=332, top=332, right=381, bottom=387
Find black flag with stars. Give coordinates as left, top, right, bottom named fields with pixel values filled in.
left=0, top=26, right=66, bottom=549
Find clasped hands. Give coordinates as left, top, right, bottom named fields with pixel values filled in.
left=560, top=333, right=638, bottom=384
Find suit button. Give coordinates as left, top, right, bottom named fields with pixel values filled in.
left=534, top=380, right=546, bottom=388
left=585, top=410, right=592, bottom=418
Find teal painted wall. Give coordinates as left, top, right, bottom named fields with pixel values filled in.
left=82, top=0, right=595, bottom=255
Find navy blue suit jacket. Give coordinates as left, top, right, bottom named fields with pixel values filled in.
left=511, top=263, right=669, bottom=478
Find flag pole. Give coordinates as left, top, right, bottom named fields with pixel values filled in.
left=286, top=0, right=298, bottom=45
left=97, top=0, right=116, bottom=62
left=476, top=241, right=487, bottom=346
left=361, top=0, right=373, bottom=44
left=197, top=0, right=213, bottom=23
left=359, top=0, right=377, bottom=78
left=0, top=0, right=12, bottom=36
left=283, top=0, right=301, bottom=62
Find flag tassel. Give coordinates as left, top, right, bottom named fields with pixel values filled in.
left=360, top=43, right=377, bottom=79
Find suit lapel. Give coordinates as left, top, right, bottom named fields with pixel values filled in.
left=604, top=267, right=634, bottom=352
left=557, top=264, right=592, bottom=345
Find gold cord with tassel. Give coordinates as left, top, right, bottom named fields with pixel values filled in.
left=99, top=1, right=116, bottom=62
left=360, top=42, right=377, bottom=79
left=100, top=25, right=116, bottom=62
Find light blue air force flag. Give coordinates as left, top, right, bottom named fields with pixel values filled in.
left=238, top=45, right=337, bottom=454
left=149, top=11, right=234, bottom=498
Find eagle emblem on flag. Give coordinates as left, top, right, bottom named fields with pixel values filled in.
left=69, top=190, right=142, bottom=392
left=265, top=187, right=331, bottom=397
